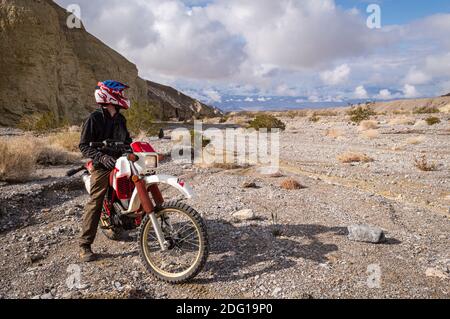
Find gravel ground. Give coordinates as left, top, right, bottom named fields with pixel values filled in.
left=0, top=115, right=449, bottom=299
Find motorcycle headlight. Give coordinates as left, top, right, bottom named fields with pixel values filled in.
left=144, top=155, right=158, bottom=169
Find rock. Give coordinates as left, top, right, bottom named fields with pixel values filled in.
left=232, top=209, right=256, bottom=221
left=40, top=293, right=53, bottom=299
left=347, top=224, right=386, bottom=243
left=272, top=287, right=282, bottom=297
left=425, top=268, right=449, bottom=280
left=241, top=181, right=258, bottom=188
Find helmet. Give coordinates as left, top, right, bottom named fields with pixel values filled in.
left=95, top=80, right=131, bottom=110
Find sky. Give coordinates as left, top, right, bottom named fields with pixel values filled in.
left=54, top=0, right=450, bottom=110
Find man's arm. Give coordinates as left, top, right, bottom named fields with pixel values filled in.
left=79, top=115, right=104, bottom=163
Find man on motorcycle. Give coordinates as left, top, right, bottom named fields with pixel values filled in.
left=78, top=80, right=132, bottom=262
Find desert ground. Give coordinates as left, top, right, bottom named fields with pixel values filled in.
left=0, top=111, right=449, bottom=299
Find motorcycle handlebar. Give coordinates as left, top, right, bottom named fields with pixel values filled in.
left=66, top=166, right=85, bottom=177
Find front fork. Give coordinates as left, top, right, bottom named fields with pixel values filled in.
left=132, top=174, right=168, bottom=251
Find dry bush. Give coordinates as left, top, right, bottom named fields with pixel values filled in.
left=287, top=110, right=308, bottom=118
left=389, top=117, right=415, bottom=126
left=414, top=155, right=437, bottom=171
left=425, top=117, right=441, bottom=126
left=347, top=106, right=376, bottom=123
left=309, top=115, right=320, bottom=123
left=338, top=152, right=374, bottom=163
left=361, top=129, right=379, bottom=139
left=0, top=137, right=37, bottom=182
left=406, top=136, right=425, bottom=145
left=359, top=120, right=379, bottom=131
left=313, top=110, right=338, bottom=117
left=211, top=162, right=241, bottom=170
left=46, top=131, right=81, bottom=152
left=249, top=114, right=286, bottom=131
left=36, top=144, right=81, bottom=166
left=280, top=178, right=305, bottom=190
left=414, top=120, right=428, bottom=127
left=325, top=128, right=344, bottom=139
left=413, top=106, right=440, bottom=114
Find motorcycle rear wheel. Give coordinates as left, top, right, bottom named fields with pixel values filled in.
left=138, top=201, right=209, bottom=284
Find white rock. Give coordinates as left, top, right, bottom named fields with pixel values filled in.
left=347, top=224, right=386, bottom=243
left=232, top=209, right=256, bottom=221
left=425, top=267, right=449, bottom=280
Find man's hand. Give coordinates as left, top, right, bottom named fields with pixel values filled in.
left=100, top=155, right=116, bottom=170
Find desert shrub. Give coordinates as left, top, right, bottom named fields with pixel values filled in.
left=280, top=179, right=305, bottom=190
left=425, top=117, right=441, bottom=126
left=389, top=117, right=415, bottom=126
left=18, top=112, right=68, bottom=132
left=309, top=115, right=320, bottom=123
left=325, top=128, right=344, bottom=139
left=0, top=137, right=37, bottom=182
left=338, top=152, right=374, bottom=163
left=36, top=144, right=80, bottom=166
left=406, top=136, right=425, bottom=145
left=125, top=101, right=156, bottom=135
left=414, top=155, right=437, bottom=171
left=348, top=106, right=376, bottom=124
left=361, top=129, right=379, bottom=139
left=46, top=131, right=81, bottom=152
left=219, top=115, right=229, bottom=124
left=359, top=120, right=379, bottom=131
left=413, top=106, right=440, bottom=114
left=249, top=114, right=286, bottom=131
left=313, top=110, right=338, bottom=117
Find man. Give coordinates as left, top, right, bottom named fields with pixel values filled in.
left=79, top=80, right=132, bottom=262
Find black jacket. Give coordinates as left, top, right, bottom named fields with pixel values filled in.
left=79, top=108, right=132, bottom=168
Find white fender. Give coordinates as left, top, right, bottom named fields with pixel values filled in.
left=126, top=175, right=195, bottom=214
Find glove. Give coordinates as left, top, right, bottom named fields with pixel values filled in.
left=100, top=155, right=116, bottom=170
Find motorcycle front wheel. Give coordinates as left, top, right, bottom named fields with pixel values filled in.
left=138, top=201, right=209, bottom=284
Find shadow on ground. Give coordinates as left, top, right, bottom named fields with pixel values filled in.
left=194, top=219, right=346, bottom=284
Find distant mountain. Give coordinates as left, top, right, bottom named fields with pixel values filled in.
left=442, top=93, right=450, bottom=97
left=0, top=0, right=220, bottom=127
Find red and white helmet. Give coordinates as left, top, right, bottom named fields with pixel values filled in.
left=94, top=80, right=131, bottom=110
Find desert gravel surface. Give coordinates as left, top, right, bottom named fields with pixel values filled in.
left=0, top=115, right=449, bottom=299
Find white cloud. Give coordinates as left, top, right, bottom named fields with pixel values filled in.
left=52, top=0, right=450, bottom=102
left=404, top=68, right=431, bottom=85
left=354, top=86, right=368, bottom=99
left=203, top=89, right=222, bottom=102
left=244, top=97, right=254, bottom=102
left=320, top=64, right=351, bottom=86
left=403, top=84, right=419, bottom=98
left=376, top=89, right=392, bottom=100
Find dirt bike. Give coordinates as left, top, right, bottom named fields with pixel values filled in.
left=67, top=140, right=208, bottom=283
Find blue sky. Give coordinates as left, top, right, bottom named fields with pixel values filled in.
left=337, top=0, right=450, bottom=24
left=56, top=0, right=450, bottom=110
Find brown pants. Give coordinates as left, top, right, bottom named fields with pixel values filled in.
left=79, top=168, right=110, bottom=247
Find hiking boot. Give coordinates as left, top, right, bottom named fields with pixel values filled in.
left=80, top=245, right=97, bottom=262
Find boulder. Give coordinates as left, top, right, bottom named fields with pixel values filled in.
left=347, top=224, right=386, bottom=243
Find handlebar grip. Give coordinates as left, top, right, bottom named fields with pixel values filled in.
left=66, top=166, right=85, bottom=177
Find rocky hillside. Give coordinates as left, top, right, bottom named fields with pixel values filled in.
left=0, top=0, right=220, bottom=127
left=371, top=96, right=450, bottom=114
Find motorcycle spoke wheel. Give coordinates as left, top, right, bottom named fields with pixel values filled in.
left=138, top=201, right=208, bottom=283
